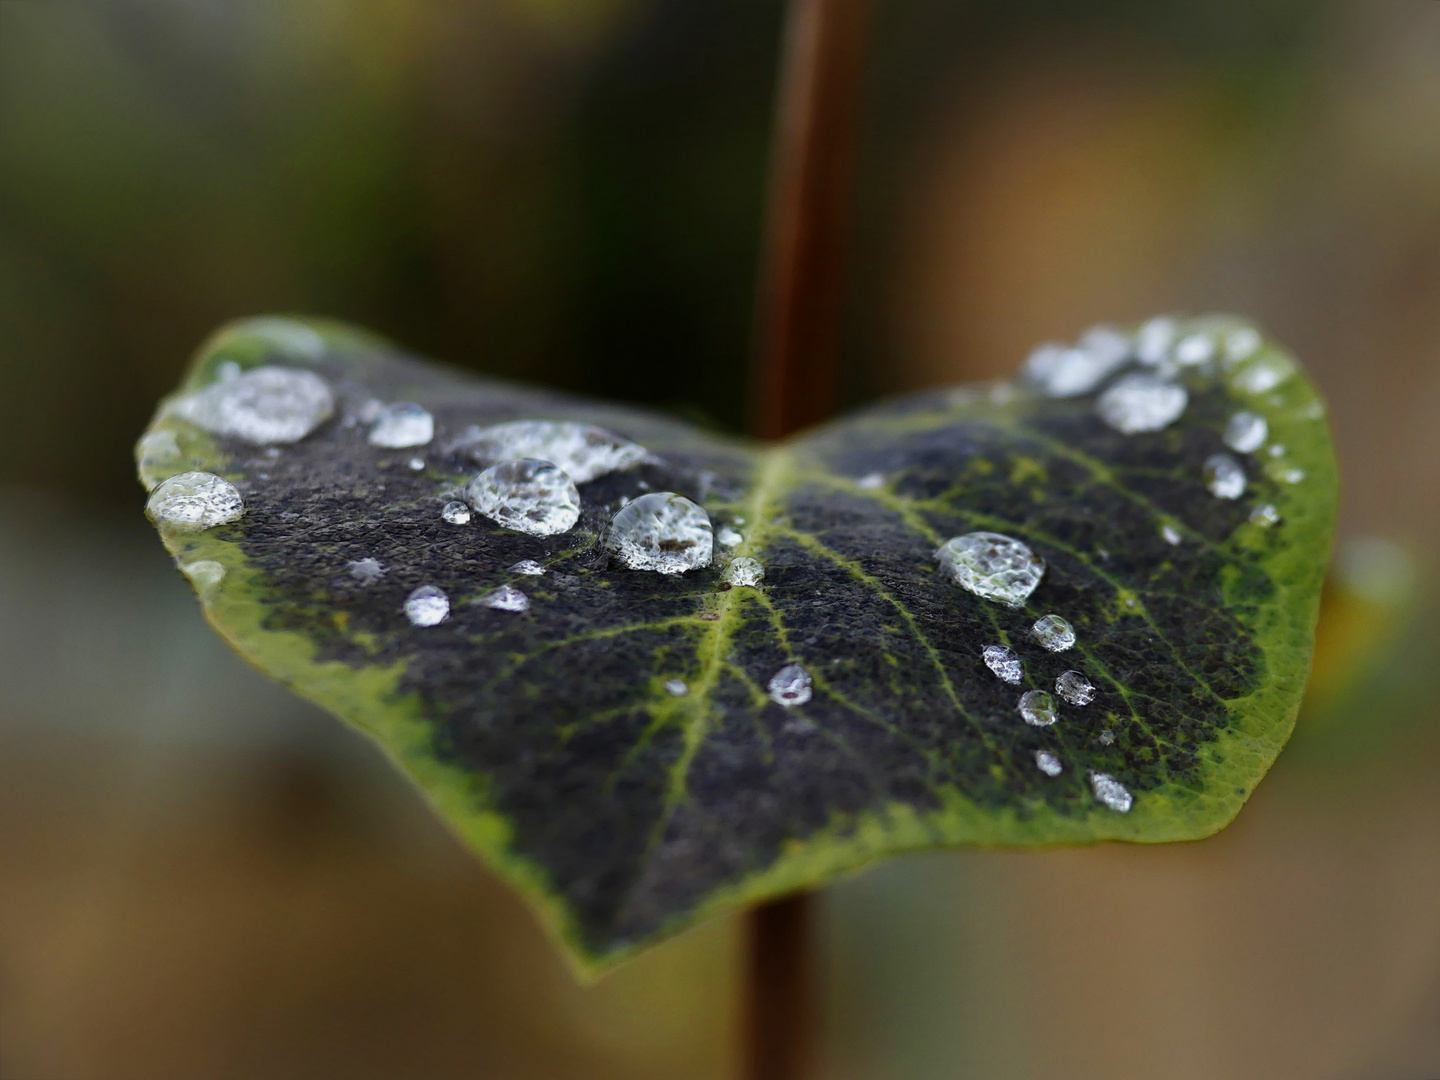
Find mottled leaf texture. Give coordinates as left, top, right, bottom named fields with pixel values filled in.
left=137, top=317, right=1336, bottom=975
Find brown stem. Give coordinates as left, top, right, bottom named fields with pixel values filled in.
left=742, top=892, right=819, bottom=1080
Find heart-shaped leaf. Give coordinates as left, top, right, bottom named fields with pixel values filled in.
left=136, top=315, right=1336, bottom=974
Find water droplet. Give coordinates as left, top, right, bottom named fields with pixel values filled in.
left=1269, top=463, right=1305, bottom=484
left=1032, top=614, right=1076, bottom=652
left=1089, top=771, right=1133, bottom=812
left=216, top=361, right=242, bottom=382
left=1249, top=503, right=1280, bottom=528
left=1028, top=344, right=1125, bottom=398
left=1135, top=316, right=1177, bottom=364
left=856, top=472, right=885, bottom=489
left=1161, top=523, right=1182, bottom=545
left=1079, top=324, right=1132, bottom=368
left=1055, top=670, right=1095, bottom=705
left=368, top=402, right=434, bottom=448
left=509, top=559, right=546, bottom=576
left=1174, top=333, right=1216, bottom=366
left=454, top=420, right=648, bottom=483
left=605, top=492, right=713, bottom=575
left=664, top=678, right=689, bottom=697
left=232, top=316, right=326, bottom=360
left=717, top=526, right=743, bottom=548
left=405, top=585, right=449, bottom=627
left=1096, top=374, right=1188, bottom=434
left=1302, top=400, right=1326, bottom=420
left=723, top=556, right=765, bottom=587
left=1098, top=729, right=1116, bottom=745
left=768, top=664, right=813, bottom=707
left=1018, top=689, right=1058, bottom=727
left=1035, top=750, right=1063, bottom=777
left=1203, top=453, right=1246, bottom=499
left=1231, top=354, right=1295, bottom=395
left=180, top=560, right=226, bottom=590
left=1225, top=327, right=1261, bottom=364
left=145, top=471, right=244, bottom=531
left=466, top=458, right=581, bottom=536
left=934, top=532, right=1044, bottom=608
left=408, top=457, right=425, bottom=471
left=1224, top=411, right=1268, bottom=453
left=441, top=500, right=472, bottom=525
left=1267, top=443, right=1286, bottom=457
left=138, top=429, right=182, bottom=467
left=983, top=644, right=1023, bottom=684
left=173, top=366, right=333, bottom=444
left=348, top=557, right=386, bottom=583
left=480, top=584, right=529, bottom=612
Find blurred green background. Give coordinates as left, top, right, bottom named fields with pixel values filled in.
left=2, top=1, right=1439, bottom=1077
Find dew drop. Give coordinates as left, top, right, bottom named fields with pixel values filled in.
left=934, top=532, right=1044, bottom=608
left=1018, top=689, right=1058, bottom=727
left=1096, top=374, right=1188, bottom=434
left=1055, top=670, right=1095, bottom=705
left=454, top=420, right=648, bottom=483
left=1203, top=454, right=1246, bottom=499
left=664, top=678, right=689, bottom=697
left=1136, top=316, right=1178, bottom=364
left=408, top=457, right=425, bottom=471
left=405, top=585, right=449, bottom=627
left=1032, top=614, right=1076, bottom=652
left=1250, top=503, right=1281, bottom=528
left=466, top=458, right=581, bottom=536
left=216, top=361, right=242, bottom=382
left=509, top=559, right=546, bottom=576
left=1225, top=327, right=1262, bottom=364
left=180, top=560, right=226, bottom=590
left=480, top=584, right=529, bottom=612
left=368, top=402, right=434, bottom=448
left=1089, top=771, right=1133, bottom=813
left=768, top=664, right=813, bottom=707
left=138, top=429, right=182, bottom=469
left=1161, top=523, right=1182, bottom=545
left=856, top=472, right=885, bottom=489
left=1174, top=333, right=1216, bottom=366
left=605, top=492, right=713, bottom=575
left=1224, top=411, right=1268, bottom=454
left=173, top=366, right=333, bottom=444
left=348, top=557, right=386, bottom=583
left=441, top=500, right=472, bottom=525
left=1271, top=464, right=1305, bottom=484
left=1028, top=345, right=1123, bottom=398
left=723, top=556, right=765, bottom=587
left=982, top=644, right=1023, bottom=684
left=1267, top=443, right=1286, bottom=457
left=717, top=526, right=743, bottom=548
left=1231, top=354, right=1295, bottom=395
left=1099, top=729, right=1116, bottom=746
left=145, top=471, right=244, bottom=531
left=1035, top=750, right=1064, bottom=777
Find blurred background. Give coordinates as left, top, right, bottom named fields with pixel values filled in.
left=2, top=1, right=1438, bottom=1077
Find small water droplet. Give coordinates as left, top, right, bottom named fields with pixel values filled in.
left=1056, top=670, right=1095, bottom=705
left=664, top=678, right=689, bottom=697
left=1161, top=523, right=1182, bottom=545
left=1302, top=400, right=1326, bottom=420
left=1204, top=453, right=1246, bottom=499
left=1098, top=729, right=1116, bottom=746
left=1018, top=689, right=1058, bottom=727
left=768, top=664, right=813, bottom=707
left=441, top=500, right=472, bottom=525
left=145, top=471, right=244, bottom=531
left=180, top=559, right=226, bottom=590
left=453, top=420, right=647, bottom=482
left=480, top=584, right=529, bottom=612
left=369, top=402, right=434, bottom=448
left=856, top=472, right=885, bottom=489
left=348, top=557, right=386, bottom=583
left=1174, top=333, right=1216, bottom=366
left=1274, top=465, right=1305, bottom=484
left=1096, top=374, right=1188, bottom=434
left=1250, top=503, right=1281, bottom=527
left=1135, top=316, right=1177, bottom=364
left=982, top=644, right=1023, bottom=684
left=509, top=559, right=546, bottom=576
left=722, top=556, right=765, bottom=587
left=1089, top=771, right=1133, bottom=812
left=1032, top=614, right=1076, bottom=652
left=1267, top=443, right=1286, bottom=457
left=699, top=611, right=721, bottom=621
left=1224, top=411, right=1268, bottom=453
left=605, top=492, right=713, bottom=575
left=1231, top=354, right=1295, bottom=395
left=405, top=585, right=449, bottom=626
left=173, top=366, right=333, bottom=444
left=1035, top=750, right=1063, bottom=777
left=466, top=458, right=581, bottom=536
left=935, top=532, right=1045, bottom=608
left=1224, top=327, right=1262, bottom=364
left=717, top=526, right=743, bottom=548
left=138, top=429, right=182, bottom=467
left=408, top=457, right=425, bottom=471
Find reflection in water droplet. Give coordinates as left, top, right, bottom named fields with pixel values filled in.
left=146, top=472, right=244, bottom=531
left=1224, top=327, right=1262, bottom=363
left=983, top=644, right=1023, bottom=685
left=405, top=586, right=449, bottom=627
left=1136, top=316, right=1177, bottom=364
left=181, top=560, right=226, bottom=590
left=717, top=526, right=743, bottom=548
left=1096, top=374, right=1188, bottom=434
left=466, top=458, right=581, bottom=536
left=605, top=492, right=713, bottom=575
left=453, top=419, right=648, bottom=482
left=935, top=532, right=1045, bottom=608
left=1204, top=454, right=1246, bottom=499
left=1161, top=523, right=1182, bottom=546
left=1018, top=689, right=1058, bottom=727
left=857, top=472, right=885, bottom=489
left=1032, top=614, right=1076, bottom=652
left=1035, top=750, right=1063, bottom=777
left=664, top=678, right=689, bottom=697
left=509, top=559, right=546, bottom=576
left=480, top=585, right=529, bottom=612
left=369, top=402, right=434, bottom=448
left=723, top=557, right=765, bottom=587
left=1224, top=411, right=1268, bottom=453
left=768, top=664, right=813, bottom=707
left=441, top=501, right=471, bottom=525
left=1250, top=503, right=1281, bottom=528
left=1056, top=670, right=1095, bottom=705
left=348, top=558, right=385, bottom=584
left=1090, top=771, right=1133, bottom=812
left=1174, top=333, right=1216, bottom=366
left=1231, top=354, right=1295, bottom=394
left=173, top=366, right=333, bottom=444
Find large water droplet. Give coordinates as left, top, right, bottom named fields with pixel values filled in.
left=480, top=584, right=529, bottom=612
left=935, top=532, right=1044, bottom=608
left=181, top=560, right=226, bottom=590
left=1018, top=689, right=1058, bottom=727
left=1089, top=771, right=1133, bottom=813
left=466, top=458, right=581, bottom=536
left=605, top=492, right=713, bottom=575
left=1035, top=750, right=1063, bottom=777
left=1136, top=316, right=1178, bottom=364
left=1203, top=454, right=1246, bottom=499
left=723, top=556, right=765, bottom=587
left=1096, top=374, right=1188, bottom=434
left=768, top=664, right=813, bottom=707
left=441, top=500, right=471, bottom=525
left=369, top=402, right=434, bottom=448
left=1032, top=614, right=1076, bottom=652
left=454, top=420, right=648, bottom=483
left=405, top=585, right=449, bottom=627
left=982, top=644, right=1023, bottom=684
left=1055, top=670, right=1095, bottom=705
left=146, top=471, right=244, bottom=531
left=1224, top=411, right=1268, bottom=454
left=348, top=557, right=386, bottom=583
left=173, top=366, right=333, bottom=444
left=509, top=559, right=546, bottom=576
left=1249, top=503, right=1281, bottom=528
left=664, top=678, right=689, bottom=697
left=717, top=525, right=743, bottom=548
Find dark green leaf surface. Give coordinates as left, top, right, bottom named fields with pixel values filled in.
left=137, top=317, right=1337, bottom=974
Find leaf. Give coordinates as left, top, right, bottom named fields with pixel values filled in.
left=136, top=315, right=1337, bottom=974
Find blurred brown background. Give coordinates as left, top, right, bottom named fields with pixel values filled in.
left=1, top=1, right=1438, bottom=1078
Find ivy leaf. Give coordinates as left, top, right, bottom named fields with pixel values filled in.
left=136, top=316, right=1336, bottom=974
